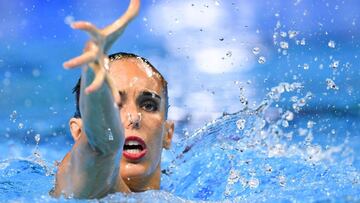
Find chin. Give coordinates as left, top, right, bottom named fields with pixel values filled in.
left=120, top=160, right=149, bottom=178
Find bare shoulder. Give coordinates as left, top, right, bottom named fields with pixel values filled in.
left=52, top=133, right=129, bottom=198
left=51, top=152, right=71, bottom=197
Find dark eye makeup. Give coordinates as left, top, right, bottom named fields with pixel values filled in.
left=137, top=91, right=161, bottom=112
left=139, top=99, right=159, bottom=112
left=117, top=90, right=161, bottom=112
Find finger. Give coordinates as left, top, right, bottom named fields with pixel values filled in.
left=103, top=0, right=140, bottom=34
left=71, top=21, right=101, bottom=39
left=85, top=66, right=106, bottom=94
left=63, top=51, right=97, bottom=69
left=102, top=0, right=140, bottom=51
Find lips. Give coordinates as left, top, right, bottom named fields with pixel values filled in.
left=123, top=136, right=147, bottom=161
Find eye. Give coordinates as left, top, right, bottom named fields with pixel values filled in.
left=140, top=100, right=158, bottom=112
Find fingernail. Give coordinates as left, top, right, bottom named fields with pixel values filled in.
left=63, top=62, right=70, bottom=69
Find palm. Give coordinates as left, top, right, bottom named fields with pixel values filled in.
left=63, top=0, right=140, bottom=103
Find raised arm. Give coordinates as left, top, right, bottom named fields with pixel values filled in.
left=53, top=0, right=140, bottom=198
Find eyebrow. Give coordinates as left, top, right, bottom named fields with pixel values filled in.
left=140, top=91, right=161, bottom=100
left=118, top=90, right=161, bottom=100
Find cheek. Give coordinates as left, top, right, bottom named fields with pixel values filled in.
left=142, top=114, right=165, bottom=151
left=143, top=113, right=163, bottom=132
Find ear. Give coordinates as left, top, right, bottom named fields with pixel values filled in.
left=69, top=118, right=83, bottom=142
left=163, top=120, right=174, bottom=150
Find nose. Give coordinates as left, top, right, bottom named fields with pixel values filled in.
left=126, top=112, right=142, bottom=129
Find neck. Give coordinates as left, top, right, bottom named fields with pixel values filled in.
left=124, top=164, right=161, bottom=192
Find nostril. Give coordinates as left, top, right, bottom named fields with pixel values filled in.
left=126, top=112, right=141, bottom=128
left=134, top=119, right=141, bottom=128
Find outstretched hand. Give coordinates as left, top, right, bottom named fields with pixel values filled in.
left=63, top=0, right=140, bottom=104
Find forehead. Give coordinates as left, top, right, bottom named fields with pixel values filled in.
left=108, top=58, right=164, bottom=95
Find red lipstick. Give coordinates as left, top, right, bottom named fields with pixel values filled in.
left=123, top=136, right=147, bottom=161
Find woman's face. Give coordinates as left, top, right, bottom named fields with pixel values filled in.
left=109, top=58, right=173, bottom=186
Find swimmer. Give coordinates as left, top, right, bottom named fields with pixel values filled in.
left=51, top=0, right=174, bottom=198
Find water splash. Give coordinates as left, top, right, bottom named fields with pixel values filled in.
left=161, top=82, right=359, bottom=201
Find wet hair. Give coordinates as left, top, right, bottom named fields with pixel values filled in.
left=72, top=52, right=169, bottom=119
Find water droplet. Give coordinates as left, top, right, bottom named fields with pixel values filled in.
left=305, top=130, right=313, bottom=143
left=278, top=175, right=286, bottom=187
left=226, top=51, right=232, bottom=57
left=239, top=96, right=248, bottom=106
left=107, top=128, right=114, bottom=141
left=330, top=60, right=339, bottom=69
left=264, top=164, right=272, bottom=173
left=258, top=56, right=266, bottom=64
left=9, top=110, right=17, bottom=123
left=303, top=63, right=309, bottom=70
left=280, top=41, right=289, bottom=49
left=281, top=120, right=289, bottom=128
left=259, top=119, right=266, bottom=129
left=328, top=40, right=336, bottom=48
left=252, top=47, right=260, bottom=55
left=300, top=38, right=306, bottom=45
left=283, top=111, right=294, bottom=121
left=280, top=31, right=287, bottom=38
left=248, top=177, right=260, bottom=189
left=228, top=169, right=240, bottom=184
left=345, top=62, right=351, bottom=68
left=18, top=123, right=24, bottom=129
left=326, top=78, right=339, bottom=90
left=298, top=98, right=306, bottom=106
left=35, top=134, right=41, bottom=143
left=307, top=121, right=315, bottom=128
left=236, top=119, right=246, bottom=130
left=288, top=30, right=299, bottom=39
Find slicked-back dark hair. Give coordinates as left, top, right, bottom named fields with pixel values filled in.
left=72, top=52, right=169, bottom=119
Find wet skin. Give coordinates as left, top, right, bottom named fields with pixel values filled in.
left=53, top=58, right=174, bottom=198
left=110, top=58, right=174, bottom=191
left=51, top=0, right=175, bottom=197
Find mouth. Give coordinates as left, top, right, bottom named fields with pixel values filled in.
left=123, top=136, right=148, bottom=161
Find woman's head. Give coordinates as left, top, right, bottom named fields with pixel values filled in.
left=71, top=52, right=174, bottom=191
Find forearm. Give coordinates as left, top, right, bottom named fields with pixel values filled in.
left=80, top=64, right=123, bottom=155
left=51, top=65, right=126, bottom=198
left=53, top=135, right=126, bottom=198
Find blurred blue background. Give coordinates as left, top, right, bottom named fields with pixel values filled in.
left=0, top=0, right=359, bottom=160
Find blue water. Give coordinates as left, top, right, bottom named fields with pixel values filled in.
left=1, top=84, right=359, bottom=202
left=1, top=0, right=360, bottom=202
